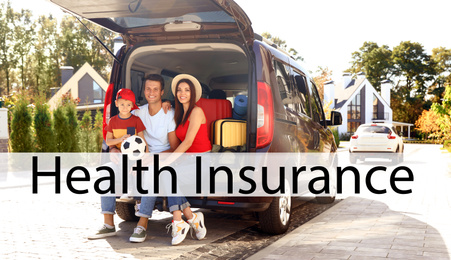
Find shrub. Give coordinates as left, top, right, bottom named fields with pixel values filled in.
left=78, top=110, right=93, bottom=152
left=339, top=132, right=352, bottom=141
left=53, top=106, right=71, bottom=152
left=332, top=128, right=340, bottom=148
left=34, top=99, right=55, bottom=152
left=65, top=102, right=79, bottom=152
left=10, top=96, right=33, bottom=152
left=94, top=108, right=103, bottom=152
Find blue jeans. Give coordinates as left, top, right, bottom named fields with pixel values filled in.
left=100, top=196, right=190, bottom=217
left=99, top=159, right=191, bottom=217
left=101, top=196, right=157, bottom=217
left=100, top=196, right=158, bottom=217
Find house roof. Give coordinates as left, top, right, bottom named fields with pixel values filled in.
left=334, top=78, right=366, bottom=110
left=48, top=63, right=108, bottom=110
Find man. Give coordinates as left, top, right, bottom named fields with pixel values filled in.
left=88, top=74, right=179, bottom=242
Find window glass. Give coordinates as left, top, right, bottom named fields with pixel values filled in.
left=347, top=122, right=361, bottom=133
left=114, top=11, right=235, bottom=28
left=358, top=126, right=390, bottom=134
left=373, top=94, right=379, bottom=119
left=307, top=80, right=325, bottom=124
left=292, top=70, right=310, bottom=116
left=274, top=60, right=294, bottom=111
left=92, top=81, right=104, bottom=104
left=347, top=92, right=361, bottom=121
left=130, top=70, right=145, bottom=105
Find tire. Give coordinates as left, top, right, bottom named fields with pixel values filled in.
left=316, top=195, right=336, bottom=204
left=116, top=201, right=139, bottom=221
left=258, top=195, right=292, bottom=235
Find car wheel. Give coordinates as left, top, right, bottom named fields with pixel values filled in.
left=258, top=187, right=292, bottom=235
left=116, top=201, right=139, bottom=221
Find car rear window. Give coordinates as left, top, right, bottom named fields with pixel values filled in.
left=114, top=11, right=235, bottom=28
left=358, top=126, right=391, bottom=134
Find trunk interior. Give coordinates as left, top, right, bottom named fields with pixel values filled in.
left=124, top=42, right=251, bottom=150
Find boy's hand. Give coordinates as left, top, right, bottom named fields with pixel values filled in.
left=121, top=134, right=131, bottom=142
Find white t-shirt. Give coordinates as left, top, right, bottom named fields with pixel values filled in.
left=133, top=104, right=176, bottom=153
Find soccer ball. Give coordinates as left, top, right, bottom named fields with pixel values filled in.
left=121, top=136, right=146, bottom=160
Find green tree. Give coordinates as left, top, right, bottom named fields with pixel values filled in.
left=10, top=95, right=33, bottom=152
left=34, top=97, right=55, bottom=152
left=13, top=8, right=35, bottom=90
left=59, top=16, right=115, bottom=79
left=0, top=1, right=17, bottom=95
left=32, top=15, right=61, bottom=97
left=432, top=84, right=451, bottom=140
left=348, top=42, right=393, bottom=91
left=392, top=41, right=436, bottom=99
left=430, top=47, right=451, bottom=103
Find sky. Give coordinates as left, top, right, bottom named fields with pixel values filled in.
left=8, top=0, right=451, bottom=82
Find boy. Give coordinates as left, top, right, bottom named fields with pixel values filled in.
left=89, top=88, right=146, bottom=240
left=105, top=88, right=147, bottom=150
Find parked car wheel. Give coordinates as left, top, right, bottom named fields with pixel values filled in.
left=258, top=193, right=292, bottom=234
left=316, top=195, right=336, bottom=204
left=116, top=201, right=139, bottom=221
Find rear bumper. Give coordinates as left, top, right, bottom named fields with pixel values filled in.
left=117, top=196, right=272, bottom=212
left=349, top=146, right=397, bottom=153
left=188, top=197, right=272, bottom=212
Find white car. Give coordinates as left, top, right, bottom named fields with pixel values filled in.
left=349, top=123, right=404, bottom=163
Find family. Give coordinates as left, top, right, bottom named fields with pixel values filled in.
left=88, top=74, right=211, bottom=246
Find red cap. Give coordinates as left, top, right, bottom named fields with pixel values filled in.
left=116, top=89, right=139, bottom=110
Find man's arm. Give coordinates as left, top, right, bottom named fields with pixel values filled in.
left=161, top=131, right=180, bottom=153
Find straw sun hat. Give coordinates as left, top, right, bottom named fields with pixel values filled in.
left=171, top=74, right=202, bottom=103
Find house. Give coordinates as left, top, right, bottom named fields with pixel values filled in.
left=48, top=63, right=108, bottom=119
left=324, top=72, right=413, bottom=138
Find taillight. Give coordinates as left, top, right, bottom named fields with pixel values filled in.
left=351, top=135, right=358, bottom=139
left=102, top=83, right=114, bottom=140
left=256, top=81, right=274, bottom=149
left=387, top=134, right=396, bottom=139
left=217, top=201, right=235, bottom=205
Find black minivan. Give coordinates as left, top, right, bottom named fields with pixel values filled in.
left=51, top=0, right=342, bottom=234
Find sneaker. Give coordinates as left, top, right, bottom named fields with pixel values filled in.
left=188, top=212, right=207, bottom=240
left=129, top=226, right=147, bottom=243
left=88, top=225, right=116, bottom=240
left=167, top=220, right=190, bottom=245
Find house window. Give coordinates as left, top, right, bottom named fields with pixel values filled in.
left=347, top=121, right=361, bottom=133
left=373, top=94, right=379, bottom=119
left=347, top=92, right=361, bottom=133
left=92, top=81, right=104, bottom=104
left=347, top=93, right=361, bottom=120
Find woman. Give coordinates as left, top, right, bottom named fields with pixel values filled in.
left=165, top=74, right=211, bottom=245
